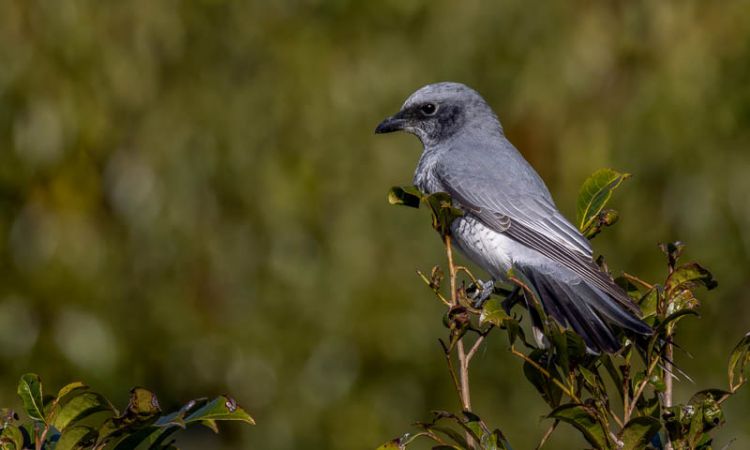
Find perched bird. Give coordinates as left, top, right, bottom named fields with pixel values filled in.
left=375, top=82, right=651, bottom=353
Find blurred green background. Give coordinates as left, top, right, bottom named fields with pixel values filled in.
left=1, top=0, right=749, bottom=448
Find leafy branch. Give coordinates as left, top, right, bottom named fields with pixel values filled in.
left=379, top=168, right=749, bottom=450
left=0, top=373, right=254, bottom=450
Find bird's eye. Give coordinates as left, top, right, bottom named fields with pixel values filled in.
left=420, top=103, right=437, bottom=116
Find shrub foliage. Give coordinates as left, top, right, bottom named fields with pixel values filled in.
left=380, top=169, right=750, bottom=450
left=1, top=373, right=254, bottom=450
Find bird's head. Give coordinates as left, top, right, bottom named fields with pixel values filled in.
left=375, top=82, right=500, bottom=146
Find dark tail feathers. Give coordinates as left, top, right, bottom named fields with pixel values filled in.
left=522, top=268, right=652, bottom=353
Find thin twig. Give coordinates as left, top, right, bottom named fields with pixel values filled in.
left=466, top=326, right=493, bottom=364
left=445, top=235, right=457, bottom=305
left=416, top=270, right=451, bottom=306
left=625, top=354, right=661, bottom=421
left=621, top=272, right=655, bottom=290
left=536, top=419, right=558, bottom=449
left=439, top=339, right=465, bottom=409
left=458, top=341, right=471, bottom=411
left=663, top=336, right=674, bottom=450
left=455, top=265, right=480, bottom=285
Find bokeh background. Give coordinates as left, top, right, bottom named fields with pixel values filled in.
left=1, top=0, right=749, bottom=448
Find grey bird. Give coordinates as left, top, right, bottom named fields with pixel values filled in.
left=375, top=82, right=651, bottom=353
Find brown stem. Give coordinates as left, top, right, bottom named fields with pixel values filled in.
left=36, top=424, right=48, bottom=450
left=445, top=235, right=457, bottom=305
left=663, top=338, right=674, bottom=450
left=416, top=270, right=451, bottom=306
left=458, top=341, right=471, bottom=411
left=625, top=355, right=660, bottom=421
left=466, top=327, right=492, bottom=364
left=440, top=339, right=464, bottom=409
left=536, top=420, right=558, bottom=449
left=621, top=272, right=655, bottom=290
left=444, top=234, right=475, bottom=448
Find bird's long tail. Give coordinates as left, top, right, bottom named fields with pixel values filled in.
left=519, top=266, right=652, bottom=353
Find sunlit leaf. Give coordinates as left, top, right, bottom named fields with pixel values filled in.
left=54, top=426, right=98, bottom=450
left=183, top=396, right=255, bottom=429
left=127, top=387, right=161, bottom=419
left=576, top=168, right=630, bottom=235
left=665, top=263, right=718, bottom=296
left=154, top=398, right=209, bottom=429
left=52, top=392, right=114, bottom=431
left=424, top=192, right=463, bottom=237
left=375, top=439, right=403, bottom=450
left=97, top=388, right=162, bottom=443
left=16, top=374, right=45, bottom=423
left=728, top=332, right=750, bottom=391
left=638, top=288, right=658, bottom=319
left=618, top=416, right=660, bottom=450
left=0, top=425, right=24, bottom=450
left=548, top=403, right=607, bottom=449
left=388, top=186, right=423, bottom=208
left=479, top=299, right=510, bottom=327
left=56, top=382, right=87, bottom=401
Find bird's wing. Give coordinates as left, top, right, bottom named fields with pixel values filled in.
left=434, top=160, right=640, bottom=315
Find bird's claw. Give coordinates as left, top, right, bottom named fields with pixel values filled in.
left=469, top=279, right=496, bottom=309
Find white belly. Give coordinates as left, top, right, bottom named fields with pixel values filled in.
left=451, top=215, right=517, bottom=280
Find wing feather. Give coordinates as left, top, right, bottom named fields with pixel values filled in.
left=434, top=162, right=640, bottom=315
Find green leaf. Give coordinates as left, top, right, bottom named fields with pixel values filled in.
left=97, top=388, right=162, bottom=444
left=183, top=396, right=255, bottom=429
left=638, top=288, right=658, bottom=319
left=375, top=439, right=403, bottom=450
left=109, top=426, right=170, bottom=450
left=655, top=309, right=699, bottom=335
left=388, top=186, right=423, bottom=208
left=479, top=299, right=510, bottom=327
left=56, top=382, right=88, bottom=401
left=424, top=192, right=463, bottom=237
left=0, top=425, right=24, bottom=450
left=54, top=425, right=98, bottom=450
left=127, top=387, right=162, bottom=419
left=548, top=403, right=607, bottom=449
left=376, top=432, right=431, bottom=450
left=576, top=168, right=630, bottom=234
left=665, top=263, right=718, bottom=296
left=154, top=398, right=209, bottom=430
left=53, top=392, right=114, bottom=431
left=618, top=416, right=660, bottom=450
left=729, top=332, right=750, bottom=391
left=523, top=350, right=563, bottom=408
left=17, top=374, right=45, bottom=423
left=579, top=366, right=600, bottom=391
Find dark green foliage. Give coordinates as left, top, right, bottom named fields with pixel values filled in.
left=0, top=374, right=253, bottom=450
left=382, top=169, right=748, bottom=450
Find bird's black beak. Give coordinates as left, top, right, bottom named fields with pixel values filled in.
left=375, top=113, right=406, bottom=134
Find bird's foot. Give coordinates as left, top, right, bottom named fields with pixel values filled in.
left=469, top=279, right=496, bottom=309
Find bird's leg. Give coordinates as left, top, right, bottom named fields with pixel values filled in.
left=469, top=279, right=496, bottom=309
